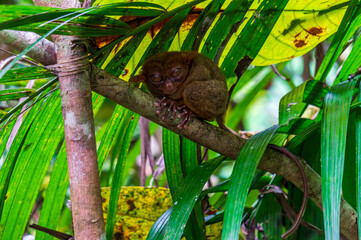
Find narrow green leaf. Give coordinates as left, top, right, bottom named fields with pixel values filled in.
left=0, top=91, right=63, bottom=239
left=0, top=8, right=97, bottom=80
left=182, top=0, right=225, bottom=51
left=335, top=33, right=361, bottom=84
left=279, top=80, right=325, bottom=126
left=321, top=80, right=355, bottom=240
left=164, top=156, right=225, bottom=240
left=256, top=194, right=282, bottom=240
left=146, top=208, right=172, bottom=240
left=37, top=93, right=104, bottom=240
left=162, top=129, right=182, bottom=197
left=97, top=105, right=125, bottom=170
left=315, top=0, right=361, bottom=82
left=105, top=110, right=139, bottom=240
left=180, top=138, right=198, bottom=177
left=89, top=0, right=206, bottom=59
left=129, top=7, right=191, bottom=74
left=0, top=123, right=28, bottom=226
left=0, top=3, right=165, bottom=32
left=36, top=143, right=67, bottom=240
left=201, top=0, right=252, bottom=60
left=180, top=138, right=204, bottom=240
left=222, top=125, right=279, bottom=240
left=0, top=112, right=16, bottom=159
left=0, top=88, right=55, bottom=220
left=343, top=112, right=357, bottom=209
left=356, top=87, right=361, bottom=240
left=0, top=88, right=35, bottom=101
left=104, top=30, right=148, bottom=76
left=0, top=78, right=58, bottom=125
left=221, top=0, right=289, bottom=78
left=0, top=67, right=54, bottom=83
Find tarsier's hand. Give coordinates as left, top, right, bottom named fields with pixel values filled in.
left=155, top=98, right=193, bottom=129
left=176, top=105, right=192, bottom=129
left=155, top=97, right=178, bottom=121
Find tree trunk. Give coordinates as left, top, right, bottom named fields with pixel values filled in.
left=31, top=0, right=105, bottom=239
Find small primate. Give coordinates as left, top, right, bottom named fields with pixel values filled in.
left=130, top=51, right=228, bottom=129
left=131, top=51, right=307, bottom=238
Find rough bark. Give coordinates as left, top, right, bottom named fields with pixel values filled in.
left=0, top=30, right=358, bottom=240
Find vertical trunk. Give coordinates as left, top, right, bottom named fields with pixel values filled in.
left=32, top=0, right=105, bottom=239
left=54, top=35, right=105, bottom=239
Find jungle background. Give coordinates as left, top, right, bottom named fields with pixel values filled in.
left=0, top=0, right=360, bottom=239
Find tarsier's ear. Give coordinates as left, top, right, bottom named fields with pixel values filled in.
left=129, top=74, right=146, bottom=83
left=184, top=51, right=198, bottom=64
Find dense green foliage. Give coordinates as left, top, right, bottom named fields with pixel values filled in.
left=0, top=0, right=361, bottom=239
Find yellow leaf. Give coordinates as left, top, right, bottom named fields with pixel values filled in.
left=101, top=187, right=172, bottom=239
left=253, top=0, right=348, bottom=65
left=101, top=187, right=228, bottom=239
left=93, top=0, right=348, bottom=68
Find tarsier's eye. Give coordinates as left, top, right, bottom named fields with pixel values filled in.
left=150, top=73, right=162, bottom=83
left=171, top=67, right=183, bottom=77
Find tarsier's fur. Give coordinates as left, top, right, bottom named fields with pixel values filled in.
left=130, top=51, right=228, bottom=129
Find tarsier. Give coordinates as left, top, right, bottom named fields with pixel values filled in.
left=131, top=51, right=307, bottom=239
left=130, top=51, right=228, bottom=129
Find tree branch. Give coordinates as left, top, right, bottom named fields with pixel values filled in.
left=0, top=30, right=357, bottom=240
left=90, top=66, right=358, bottom=240
left=0, top=30, right=57, bottom=65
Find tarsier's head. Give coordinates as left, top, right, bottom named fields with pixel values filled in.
left=130, top=51, right=197, bottom=98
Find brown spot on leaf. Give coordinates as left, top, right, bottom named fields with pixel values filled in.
left=308, top=27, right=324, bottom=36
left=294, top=39, right=307, bottom=48
left=93, top=35, right=120, bottom=49
left=181, top=11, right=200, bottom=31
left=127, top=199, right=136, bottom=211
left=121, top=69, right=129, bottom=77
left=114, top=230, right=124, bottom=240
left=119, top=8, right=204, bottom=39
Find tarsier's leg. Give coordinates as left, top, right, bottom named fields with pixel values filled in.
left=183, top=80, right=228, bottom=126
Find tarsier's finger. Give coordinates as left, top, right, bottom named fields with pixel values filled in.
left=170, top=105, right=177, bottom=120
left=155, top=97, right=167, bottom=107
left=177, top=110, right=192, bottom=129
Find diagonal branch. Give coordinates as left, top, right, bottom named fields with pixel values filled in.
left=0, top=30, right=357, bottom=240
left=90, top=64, right=358, bottom=240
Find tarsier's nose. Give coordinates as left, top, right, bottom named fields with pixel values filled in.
left=163, top=79, right=176, bottom=95
left=165, top=80, right=173, bottom=90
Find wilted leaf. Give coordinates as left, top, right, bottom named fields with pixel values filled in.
left=101, top=187, right=172, bottom=240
